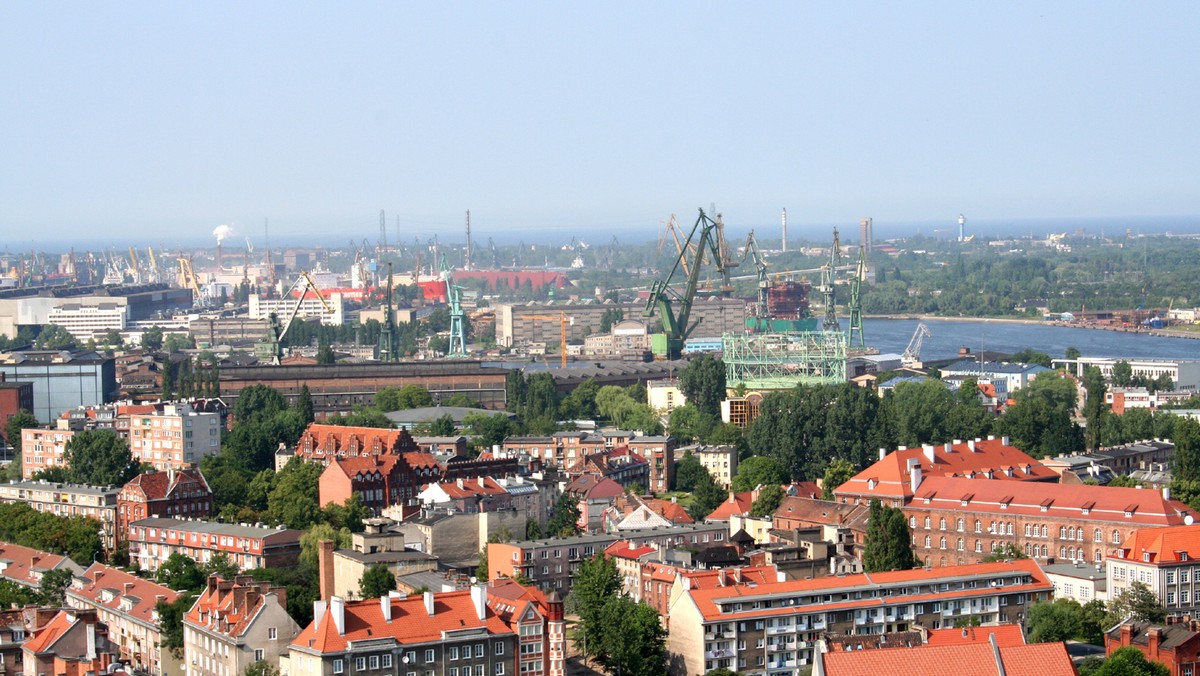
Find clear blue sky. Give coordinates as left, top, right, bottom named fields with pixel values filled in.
left=2, top=2, right=1198, bottom=245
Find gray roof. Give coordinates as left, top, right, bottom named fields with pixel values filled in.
left=1041, top=562, right=1107, bottom=582
left=2, top=480, right=121, bottom=496
left=386, top=407, right=514, bottom=425
left=335, top=548, right=438, bottom=565
left=129, top=517, right=301, bottom=541
left=397, top=570, right=465, bottom=593
left=942, top=360, right=1049, bottom=375
left=508, top=522, right=727, bottom=549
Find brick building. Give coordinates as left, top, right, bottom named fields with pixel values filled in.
left=127, top=518, right=302, bottom=574
left=627, top=436, right=676, bottom=495
left=0, top=373, right=33, bottom=437
left=65, top=562, right=182, bottom=675
left=838, top=473, right=1193, bottom=568
left=666, top=559, right=1053, bottom=676
left=318, top=452, right=441, bottom=511
left=286, top=582, right=566, bottom=676
left=1107, top=617, right=1200, bottom=676
left=117, top=468, right=213, bottom=544
left=184, top=575, right=300, bottom=676
left=296, top=424, right=422, bottom=466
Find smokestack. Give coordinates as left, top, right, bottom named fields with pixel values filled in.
left=781, top=208, right=788, bottom=253
left=465, top=210, right=472, bottom=272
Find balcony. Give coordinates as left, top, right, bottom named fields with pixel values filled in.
left=704, top=649, right=734, bottom=660
left=767, top=625, right=794, bottom=635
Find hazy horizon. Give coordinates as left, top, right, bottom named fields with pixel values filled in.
left=3, top=3, right=1198, bottom=244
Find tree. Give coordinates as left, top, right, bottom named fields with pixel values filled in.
left=750, top=484, right=784, bottom=517
left=821, top=458, right=857, bottom=500
left=731, top=456, right=787, bottom=493
left=38, top=568, right=74, bottom=606
left=1010, top=348, right=1053, bottom=368
left=982, top=542, right=1027, bottom=562
left=299, top=523, right=351, bottom=568
left=322, top=495, right=369, bottom=533
left=203, top=552, right=241, bottom=579
left=1026, top=598, right=1081, bottom=643
left=1083, top=365, right=1108, bottom=450
left=267, top=459, right=323, bottom=530
left=157, top=594, right=197, bottom=659
left=164, top=333, right=195, bottom=354
left=63, top=430, right=138, bottom=486
left=558, top=378, right=600, bottom=421
left=672, top=452, right=709, bottom=492
left=688, top=472, right=727, bottom=522
left=157, top=553, right=206, bottom=591
left=35, top=324, right=78, bottom=350
left=375, top=385, right=433, bottom=411
left=666, top=405, right=715, bottom=443
left=863, top=499, right=916, bottom=572
left=547, top=493, right=582, bottom=537
left=1078, top=599, right=1109, bottom=645
left=244, top=663, right=281, bottom=676
left=571, top=554, right=621, bottom=660
left=316, top=341, right=335, bottom=365
left=997, top=372, right=1083, bottom=458
left=296, top=385, right=315, bottom=425
left=1066, top=346, right=1082, bottom=360
left=1092, top=647, right=1170, bottom=676
left=141, top=326, right=164, bottom=352
left=887, top=379, right=956, bottom=446
left=1112, top=360, right=1134, bottom=387
left=462, top=413, right=514, bottom=448
left=477, top=546, right=491, bottom=582
left=593, top=596, right=668, bottom=676
left=679, top=355, right=727, bottom=418
left=5, top=410, right=38, bottom=480
left=1108, top=581, right=1167, bottom=624
left=429, top=414, right=456, bottom=437
left=359, top=564, right=397, bottom=599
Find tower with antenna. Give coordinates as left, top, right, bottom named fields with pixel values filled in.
left=781, top=208, right=788, bottom=252
left=464, top=210, right=472, bottom=271
left=957, top=214, right=966, bottom=243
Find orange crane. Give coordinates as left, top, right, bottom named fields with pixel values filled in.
left=525, top=312, right=574, bottom=369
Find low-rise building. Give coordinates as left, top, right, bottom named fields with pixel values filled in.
left=22, top=608, right=116, bottom=676
left=1042, top=560, right=1108, bottom=604
left=0, top=373, right=34, bottom=437
left=318, top=452, right=441, bottom=511
left=286, top=582, right=566, bottom=676
left=1109, top=524, right=1200, bottom=617
left=65, top=562, right=182, bottom=675
left=0, top=480, right=120, bottom=550
left=646, top=379, right=686, bottom=415
left=818, top=637, right=1074, bottom=676
left=117, top=468, right=213, bottom=544
left=680, top=444, right=738, bottom=489
left=0, top=541, right=83, bottom=590
left=184, top=575, right=300, bottom=676
left=127, top=518, right=302, bottom=574
left=1106, top=616, right=1200, bottom=676
left=1056, top=356, right=1200, bottom=392
left=316, top=533, right=438, bottom=601
left=666, top=558, right=1054, bottom=676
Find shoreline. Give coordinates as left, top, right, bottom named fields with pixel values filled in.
left=865, top=314, right=1044, bottom=326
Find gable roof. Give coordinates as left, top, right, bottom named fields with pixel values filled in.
left=706, top=491, right=754, bottom=521
left=120, top=467, right=210, bottom=501
left=1113, top=524, right=1200, bottom=565
left=0, top=541, right=79, bottom=588
left=837, top=439, right=1057, bottom=500
left=925, top=624, right=1025, bottom=647
left=821, top=641, right=1073, bottom=676
left=69, top=563, right=180, bottom=627
left=185, top=575, right=288, bottom=639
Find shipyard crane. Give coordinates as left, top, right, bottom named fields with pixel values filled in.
left=440, top=254, right=468, bottom=357
left=127, top=247, right=141, bottom=283
left=902, top=323, right=932, bottom=368
left=147, top=247, right=160, bottom=283
left=740, top=230, right=770, bottom=316
left=177, top=257, right=205, bottom=306
left=847, top=246, right=868, bottom=347
left=264, top=271, right=335, bottom=365
left=524, top=313, right=575, bottom=369
left=819, top=228, right=843, bottom=332
left=643, top=208, right=733, bottom=360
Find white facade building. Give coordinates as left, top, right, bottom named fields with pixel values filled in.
left=48, top=302, right=130, bottom=340
left=127, top=402, right=222, bottom=470
left=248, top=292, right=344, bottom=326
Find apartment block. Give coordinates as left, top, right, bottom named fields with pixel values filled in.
left=1108, top=524, right=1200, bottom=617
left=20, top=425, right=77, bottom=479
left=127, top=518, right=302, bottom=574
left=666, top=559, right=1053, bottom=676
left=117, top=468, right=213, bottom=543
left=126, top=402, right=222, bottom=471
left=0, top=480, right=119, bottom=550
left=65, top=563, right=182, bottom=675
left=184, top=575, right=300, bottom=676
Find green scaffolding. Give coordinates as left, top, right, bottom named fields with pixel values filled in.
left=723, top=330, right=848, bottom=390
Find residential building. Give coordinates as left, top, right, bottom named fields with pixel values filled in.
left=818, top=639, right=1074, bottom=676
left=772, top=498, right=870, bottom=555
left=486, top=523, right=731, bottom=594
left=249, top=292, right=344, bottom=325
left=562, top=475, right=624, bottom=532
left=117, top=468, right=213, bottom=544
left=20, top=424, right=77, bottom=479
left=184, top=575, right=300, bottom=676
left=1094, top=440, right=1175, bottom=475
left=286, top=582, right=566, bottom=676
left=65, top=562, right=181, bottom=675
left=646, top=379, right=686, bottom=414
left=126, top=402, right=222, bottom=471
left=563, top=449, right=648, bottom=490
left=393, top=510, right=527, bottom=565
left=666, top=558, right=1053, bottom=676
left=0, top=541, right=83, bottom=590
left=627, top=436, right=676, bottom=495
left=938, top=360, right=1050, bottom=397
left=835, top=437, right=1058, bottom=505
left=838, top=474, right=1193, bottom=568
left=1107, top=617, right=1200, bottom=676
left=315, top=531, right=438, bottom=601
left=413, top=435, right=468, bottom=462
left=605, top=495, right=693, bottom=531
left=22, top=608, right=116, bottom=676
left=0, top=609, right=27, bottom=676
left=418, top=477, right=513, bottom=514
left=1040, top=454, right=1117, bottom=485
left=1109, top=524, right=1200, bottom=616
left=1043, top=560, right=1108, bottom=604
left=318, top=452, right=441, bottom=511
left=680, top=444, right=738, bottom=489
left=127, top=518, right=302, bottom=574
left=0, top=480, right=119, bottom=550
left=0, top=349, right=117, bottom=423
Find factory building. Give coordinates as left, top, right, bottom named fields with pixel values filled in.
left=496, top=298, right=746, bottom=348
left=0, top=349, right=117, bottom=423
left=248, top=292, right=344, bottom=326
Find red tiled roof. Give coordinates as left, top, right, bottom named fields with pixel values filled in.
left=330, top=454, right=399, bottom=479
left=185, top=576, right=286, bottom=639
left=401, top=451, right=440, bottom=470
left=298, top=424, right=419, bottom=458
left=837, top=440, right=1057, bottom=500
left=436, top=476, right=507, bottom=500
left=903, top=476, right=1193, bottom=526
left=22, top=610, right=74, bottom=654
left=822, top=641, right=1073, bottom=676
left=70, top=563, right=180, bottom=625
left=925, top=624, right=1025, bottom=647
left=564, top=475, right=624, bottom=499
left=120, top=467, right=210, bottom=501
left=0, top=541, right=74, bottom=588
left=1113, top=523, right=1200, bottom=565
left=642, top=499, right=694, bottom=524
left=706, top=491, right=754, bottom=521
left=292, top=590, right=512, bottom=654
left=604, top=541, right=656, bottom=561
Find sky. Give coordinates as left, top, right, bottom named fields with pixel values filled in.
left=2, top=2, right=1199, bottom=247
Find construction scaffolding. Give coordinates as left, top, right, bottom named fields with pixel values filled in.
left=722, top=330, right=848, bottom=390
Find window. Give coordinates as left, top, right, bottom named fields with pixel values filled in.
left=924, top=536, right=931, bottom=548
left=1095, top=528, right=1102, bottom=543
left=425, top=649, right=435, bottom=663
left=1169, top=572, right=1176, bottom=584
left=1113, top=530, right=1122, bottom=544
left=1025, top=524, right=1032, bottom=537
left=939, top=518, right=947, bottom=530
left=370, top=656, right=380, bottom=670
left=356, top=658, right=366, bottom=672
left=1040, top=525, right=1048, bottom=538
left=495, top=643, right=504, bottom=655
left=940, top=537, right=947, bottom=550
left=910, top=516, right=917, bottom=528
left=924, top=517, right=931, bottom=529
left=450, top=647, right=458, bottom=660
left=255, top=650, right=265, bottom=662
left=494, top=665, right=505, bottom=676
left=334, top=660, right=344, bottom=674
left=957, top=518, right=964, bottom=532
left=974, top=520, right=981, bottom=533
left=382, top=655, right=392, bottom=668
left=268, top=627, right=277, bottom=640
left=462, top=645, right=472, bottom=659
left=956, top=538, right=964, bottom=552
left=451, top=669, right=459, bottom=676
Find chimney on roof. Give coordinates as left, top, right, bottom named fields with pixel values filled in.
left=879, top=448, right=887, bottom=461
left=1165, top=487, right=1172, bottom=501
left=988, top=435, right=996, bottom=441
left=457, top=478, right=464, bottom=489
left=478, top=476, right=485, bottom=488
left=424, top=590, right=435, bottom=617
left=94, top=570, right=103, bottom=584
left=123, top=582, right=133, bottom=596
left=380, top=594, right=392, bottom=623
left=1149, top=627, right=1163, bottom=660
left=471, top=583, right=487, bottom=622
left=1001, top=436, right=1010, bottom=446
left=944, top=442, right=952, bottom=453
left=86, top=621, right=97, bottom=660
left=318, top=539, right=335, bottom=602
left=968, top=440, right=977, bottom=452
left=1120, top=622, right=1133, bottom=645
left=330, top=596, right=345, bottom=636
left=717, top=569, right=727, bottom=586
left=910, top=466, right=923, bottom=494
left=922, top=444, right=936, bottom=464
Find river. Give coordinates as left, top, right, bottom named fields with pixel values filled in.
left=861, top=318, right=1200, bottom=361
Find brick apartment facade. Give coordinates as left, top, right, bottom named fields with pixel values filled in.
left=127, top=518, right=302, bottom=574
left=117, top=468, right=213, bottom=544
left=318, top=452, right=441, bottom=511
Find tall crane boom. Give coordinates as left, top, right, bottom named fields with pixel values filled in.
left=902, top=323, right=932, bottom=368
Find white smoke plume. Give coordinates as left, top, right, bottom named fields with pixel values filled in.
left=212, top=224, right=234, bottom=243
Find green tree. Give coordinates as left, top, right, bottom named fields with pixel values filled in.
left=267, top=459, right=323, bottom=530
left=1083, top=365, right=1108, bottom=450
left=1026, top=598, right=1081, bottom=643
left=359, top=564, right=397, bottom=599
left=299, top=523, right=352, bottom=568
left=863, top=499, right=916, bottom=572
left=5, top=410, right=38, bottom=480
left=688, top=472, right=727, bottom=522
left=672, top=452, right=709, bottom=492
left=1010, top=348, right=1053, bottom=367
left=731, top=456, right=787, bottom=493
left=1065, top=346, right=1082, bottom=360
left=547, top=493, right=582, bottom=537
left=821, top=458, right=858, bottom=500
left=322, top=495, right=369, bottom=533
left=442, top=393, right=478, bottom=408
left=296, top=384, right=315, bottom=425
left=157, top=594, right=197, bottom=659
left=1079, top=599, right=1109, bottom=645
left=141, top=326, right=164, bottom=351
left=164, top=333, right=195, bottom=354
left=593, top=596, right=668, bottom=676
left=982, top=542, right=1027, bottom=562
left=524, top=373, right=560, bottom=421
left=429, top=414, right=456, bottom=437
left=316, top=341, right=335, bottom=365
left=558, top=378, right=601, bottom=421
left=203, top=552, right=240, bottom=579
left=750, top=484, right=784, bottom=517
left=462, top=413, right=514, bottom=448
left=887, top=379, right=955, bottom=446
left=156, top=553, right=206, bottom=591
left=667, top=405, right=716, bottom=443
left=571, top=554, right=621, bottom=660
left=35, top=324, right=79, bottom=350
left=1108, top=581, right=1167, bottom=624
left=679, top=355, right=727, bottom=418
left=63, top=430, right=138, bottom=486
left=38, top=568, right=74, bottom=606
left=525, top=520, right=543, bottom=540
left=1112, top=360, right=1134, bottom=387
left=375, top=385, right=434, bottom=411
left=997, top=372, right=1083, bottom=458
left=1093, top=647, right=1170, bottom=676
left=477, top=546, right=491, bottom=582
left=244, top=662, right=281, bottom=676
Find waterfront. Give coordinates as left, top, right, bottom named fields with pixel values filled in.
left=862, top=318, right=1200, bottom=361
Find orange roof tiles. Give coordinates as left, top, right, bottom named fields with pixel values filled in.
left=22, top=610, right=74, bottom=655
left=706, top=491, right=754, bottom=521
left=905, top=476, right=1193, bottom=525
left=925, top=624, right=1025, bottom=647
left=1114, top=523, right=1200, bottom=564
left=821, top=641, right=1074, bottom=676
left=642, top=498, right=693, bottom=524
left=837, top=439, right=1057, bottom=500
left=0, top=541, right=75, bottom=588
left=70, top=563, right=180, bottom=625
left=436, top=476, right=507, bottom=500
left=185, top=576, right=286, bottom=639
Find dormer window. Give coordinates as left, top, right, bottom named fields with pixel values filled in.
left=1143, top=552, right=1152, bottom=562
left=867, top=479, right=877, bottom=490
